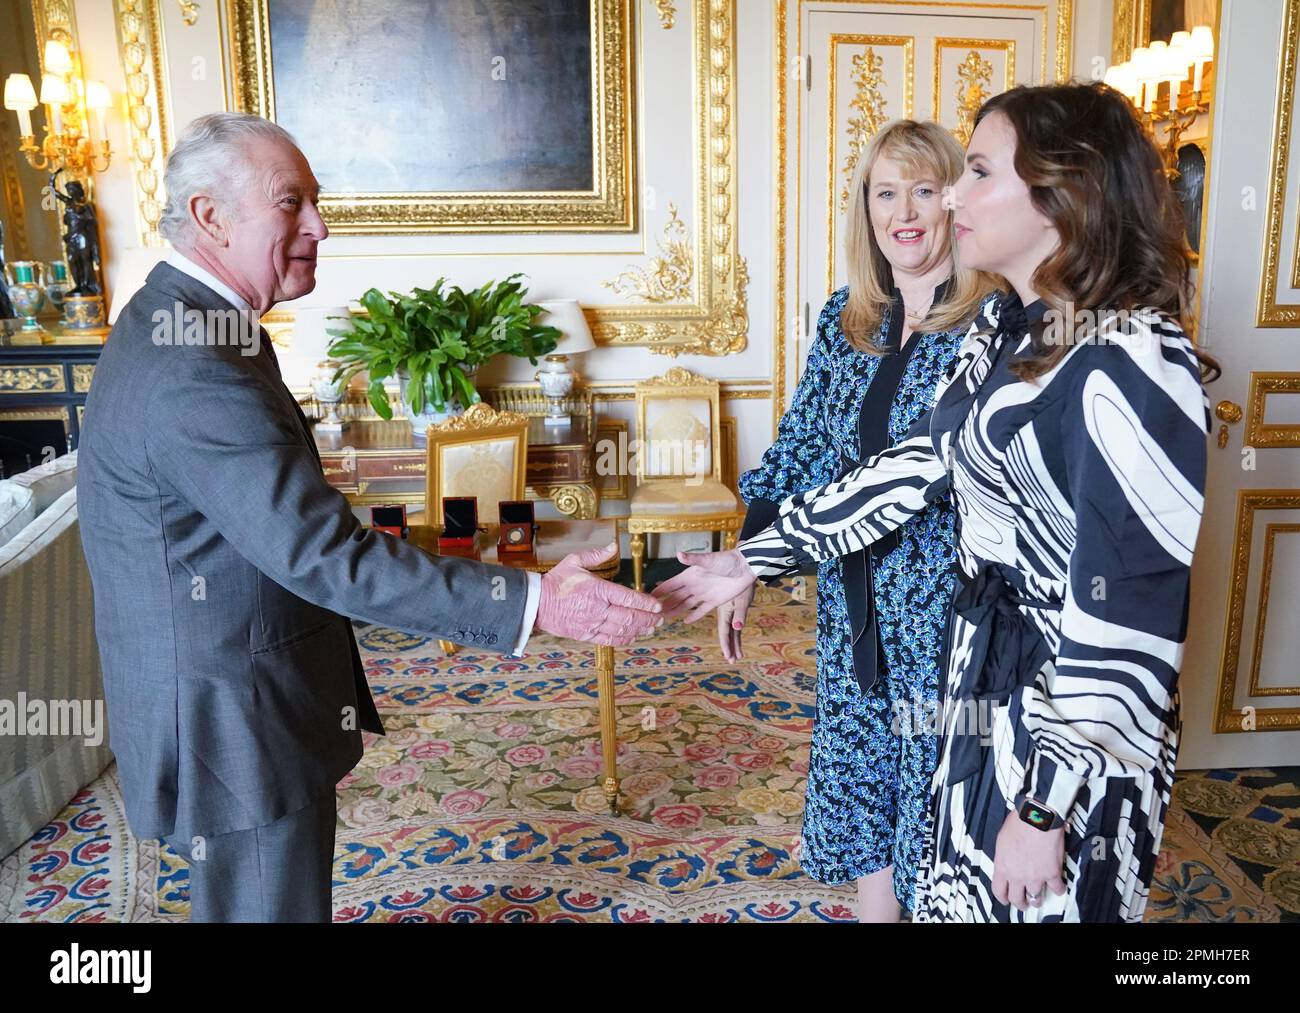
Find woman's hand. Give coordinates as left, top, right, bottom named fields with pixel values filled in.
left=992, top=809, right=1067, bottom=913
left=651, top=548, right=758, bottom=626
left=717, top=583, right=756, bottom=662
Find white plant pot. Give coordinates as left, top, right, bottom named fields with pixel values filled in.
left=396, top=364, right=479, bottom=440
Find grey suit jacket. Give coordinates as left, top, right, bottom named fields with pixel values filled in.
left=77, top=263, right=530, bottom=840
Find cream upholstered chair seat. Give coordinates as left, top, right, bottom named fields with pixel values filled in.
left=630, top=479, right=738, bottom=514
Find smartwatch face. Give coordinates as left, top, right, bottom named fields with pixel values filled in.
left=1021, top=802, right=1053, bottom=829
left=371, top=506, right=405, bottom=529
left=443, top=497, right=478, bottom=537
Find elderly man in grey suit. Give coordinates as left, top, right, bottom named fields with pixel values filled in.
left=77, top=112, right=663, bottom=923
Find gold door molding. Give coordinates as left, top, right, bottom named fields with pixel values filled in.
left=226, top=0, right=636, bottom=235
left=1258, top=0, right=1300, bottom=325
left=827, top=34, right=915, bottom=295
left=1248, top=522, right=1300, bottom=697
left=1216, top=489, right=1300, bottom=732
left=1247, top=372, right=1300, bottom=447
left=932, top=38, right=1016, bottom=145
left=833, top=35, right=916, bottom=214
left=774, top=0, right=1074, bottom=432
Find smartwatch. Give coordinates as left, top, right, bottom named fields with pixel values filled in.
left=1017, top=797, right=1064, bottom=832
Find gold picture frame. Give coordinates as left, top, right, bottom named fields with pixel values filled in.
left=226, top=0, right=636, bottom=234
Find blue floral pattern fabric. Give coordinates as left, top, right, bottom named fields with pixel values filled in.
left=740, top=285, right=967, bottom=910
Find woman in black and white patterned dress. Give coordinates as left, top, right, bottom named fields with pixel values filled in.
left=652, top=82, right=1217, bottom=922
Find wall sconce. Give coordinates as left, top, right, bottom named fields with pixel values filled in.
left=3, top=37, right=113, bottom=182
left=1103, top=24, right=1214, bottom=178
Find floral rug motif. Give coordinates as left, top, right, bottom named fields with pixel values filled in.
left=0, top=577, right=1286, bottom=923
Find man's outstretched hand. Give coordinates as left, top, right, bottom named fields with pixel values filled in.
left=534, top=541, right=664, bottom=646
left=651, top=548, right=758, bottom=625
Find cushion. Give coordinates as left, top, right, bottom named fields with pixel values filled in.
left=0, top=480, right=36, bottom=550
left=630, top=479, right=738, bottom=515
left=642, top=397, right=713, bottom=478
left=435, top=437, right=519, bottom=520
left=6, top=450, right=77, bottom=516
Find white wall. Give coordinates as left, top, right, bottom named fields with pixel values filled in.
left=36, top=0, right=1114, bottom=555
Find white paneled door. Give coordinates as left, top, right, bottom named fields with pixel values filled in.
left=1178, top=0, right=1300, bottom=768
left=802, top=8, right=1038, bottom=308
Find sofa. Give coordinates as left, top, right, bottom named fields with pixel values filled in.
left=0, top=452, right=113, bottom=860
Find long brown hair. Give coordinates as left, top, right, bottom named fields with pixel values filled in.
left=974, top=82, right=1219, bottom=381
left=842, top=119, right=998, bottom=353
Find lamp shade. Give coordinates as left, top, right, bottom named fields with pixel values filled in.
left=107, top=246, right=167, bottom=324
left=3, top=73, right=37, bottom=111
left=536, top=299, right=595, bottom=355
left=1190, top=25, right=1215, bottom=60
left=85, top=80, right=111, bottom=111
left=43, top=39, right=73, bottom=76
left=291, top=305, right=354, bottom=362
left=1130, top=47, right=1158, bottom=82
left=39, top=73, right=70, bottom=106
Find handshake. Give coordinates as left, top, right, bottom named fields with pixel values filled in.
left=533, top=542, right=758, bottom=649
left=532, top=541, right=665, bottom=646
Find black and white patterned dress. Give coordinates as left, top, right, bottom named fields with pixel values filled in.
left=739, top=292, right=1210, bottom=922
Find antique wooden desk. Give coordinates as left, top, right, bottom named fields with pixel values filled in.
left=314, top=414, right=599, bottom=518
left=406, top=519, right=624, bottom=814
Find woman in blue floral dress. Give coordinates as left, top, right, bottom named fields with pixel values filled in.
left=725, top=121, right=998, bottom=920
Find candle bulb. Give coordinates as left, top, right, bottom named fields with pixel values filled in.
left=39, top=73, right=69, bottom=135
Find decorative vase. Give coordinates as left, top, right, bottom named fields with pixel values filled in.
left=311, top=359, right=349, bottom=433
left=44, top=261, right=73, bottom=315
left=536, top=354, right=576, bottom=425
left=5, top=261, right=48, bottom=344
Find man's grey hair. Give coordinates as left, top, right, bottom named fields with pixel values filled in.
left=159, top=112, right=299, bottom=245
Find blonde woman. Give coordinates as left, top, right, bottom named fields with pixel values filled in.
left=716, top=120, right=997, bottom=921
left=658, top=83, right=1216, bottom=923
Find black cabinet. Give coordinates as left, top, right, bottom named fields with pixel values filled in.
left=0, top=343, right=102, bottom=477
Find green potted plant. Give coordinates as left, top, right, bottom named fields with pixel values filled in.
left=326, top=273, right=560, bottom=436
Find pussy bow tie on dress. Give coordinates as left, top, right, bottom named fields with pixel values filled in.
left=994, top=294, right=1027, bottom=339
left=943, top=560, right=1062, bottom=786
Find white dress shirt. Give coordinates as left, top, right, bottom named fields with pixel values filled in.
left=163, top=249, right=542, bottom=657
left=166, top=249, right=256, bottom=317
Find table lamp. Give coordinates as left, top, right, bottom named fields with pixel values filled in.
left=295, top=306, right=354, bottom=431
left=107, top=247, right=167, bottom=324
left=534, top=299, right=595, bottom=426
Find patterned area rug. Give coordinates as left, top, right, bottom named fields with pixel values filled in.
left=1, top=575, right=1293, bottom=923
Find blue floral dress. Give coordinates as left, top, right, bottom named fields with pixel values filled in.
left=740, top=284, right=973, bottom=909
